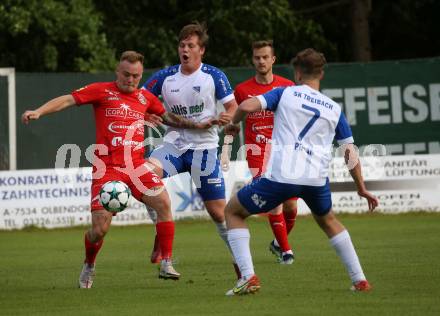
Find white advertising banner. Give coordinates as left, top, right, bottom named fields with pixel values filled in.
left=1, top=154, right=439, bottom=230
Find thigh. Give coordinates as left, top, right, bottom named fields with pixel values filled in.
left=301, top=180, right=332, bottom=216
left=125, top=162, right=165, bottom=201
left=237, top=178, right=300, bottom=214
left=149, top=144, right=185, bottom=178
left=189, top=149, right=226, bottom=201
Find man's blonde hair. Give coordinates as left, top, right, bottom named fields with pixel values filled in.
left=119, top=51, right=144, bottom=64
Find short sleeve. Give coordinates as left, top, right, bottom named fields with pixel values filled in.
left=257, top=87, right=286, bottom=111
left=203, top=66, right=234, bottom=104
left=146, top=92, right=166, bottom=116
left=71, top=83, right=103, bottom=105
left=234, top=87, right=245, bottom=105
left=142, top=66, right=179, bottom=97
left=335, top=112, right=354, bottom=144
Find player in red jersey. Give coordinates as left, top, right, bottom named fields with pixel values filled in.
left=232, top=40, right=298, bottom=264
left=22, top=51, right=213, bottom=288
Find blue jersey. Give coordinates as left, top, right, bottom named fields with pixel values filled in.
left=143, top=64, right=234, bottom=150
left=256, top=84, right=353, bottom=186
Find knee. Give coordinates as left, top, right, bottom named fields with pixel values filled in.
left=90, top=226, right=108, bottom=242
left=208, top=206, right=225, bottom=223
left=155, top=196, right=171, bottom=212
left=315, top=212, right=343, bottom=235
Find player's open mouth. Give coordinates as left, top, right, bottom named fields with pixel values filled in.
left=182, top=55, right=189, bottom=61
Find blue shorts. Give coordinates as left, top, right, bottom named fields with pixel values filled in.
left=149, top=143, right=225, bottom=201
left=237, top=177, right=332, bottom=216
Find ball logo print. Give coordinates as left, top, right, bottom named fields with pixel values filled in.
left=99, top=181, right=131, bottom=212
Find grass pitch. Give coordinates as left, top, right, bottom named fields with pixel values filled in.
left=0, top=213, right=439, bottom=315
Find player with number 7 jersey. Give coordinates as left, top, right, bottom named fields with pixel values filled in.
left=260, top=85, right=352, bottom=185
left=225, top=48, right=378, bottom=295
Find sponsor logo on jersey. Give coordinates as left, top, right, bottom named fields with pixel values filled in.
left=207, top=178, right=222, bottom=184
left=105, top=89, right=121, bottom=101
left=170, top=104, right=188, bottom=115
left=137, top=93, right=147, bottom=105
left=108, top=121, right=144, bottom=135
left=105, top=103, right=144, bottom=120
left=251, top=123, right=274, bottom=132
left=170, top=103, right=204, bottom=116
left=248, top=110, right=274, bottom=118
left=251, top=193, right=267, bottom=208
left=189, top=102, right=204, bottom=114
left=111, top=136, right=142, bottom=147
left=171, top=89, right=180, bottom=93
left=255, top=134, right=271, bottom=144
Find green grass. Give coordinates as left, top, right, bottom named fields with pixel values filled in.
left=1, top=213, right=439, bottom=315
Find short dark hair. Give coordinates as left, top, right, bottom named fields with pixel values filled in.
left=252, top=40, right=274, bottom=55
left=120, top=51, right=144, bottom=64
left=179, top=22, right=209, bottom=47
left=292, top=48, right=326, bottom=78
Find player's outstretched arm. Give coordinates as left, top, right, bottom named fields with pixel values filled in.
left=21, top=95, right=77, bottom=124
left=343, top=144, right=379, bottom=211
left=160, top=112, right=217, bottom=129
left=217, top=99, right=238, bottom=126
left=231, top=97, right=263, bottom=125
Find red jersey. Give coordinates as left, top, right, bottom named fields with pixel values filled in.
left=71, top=82, right=165, bottom=167
left=234, top=75, right=293, bottom=166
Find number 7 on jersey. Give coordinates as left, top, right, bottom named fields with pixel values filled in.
left=298, top=104, right=320, bottom=141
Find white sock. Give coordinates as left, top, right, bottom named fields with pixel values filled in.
left=227, top=228, right=255, bottom=279
left=215, top=221, right=236, bottom=257
left=329, top=230, right=366, bottom=283
left=146, top=206, right=157, bottom=224
left=215, top=221, right=229, bottom=246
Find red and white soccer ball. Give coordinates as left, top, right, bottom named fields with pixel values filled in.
left=99, top=181, right=131, bottom=212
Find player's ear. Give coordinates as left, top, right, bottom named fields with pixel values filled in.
left=200, top=46, right=206, bottom=56
left=319, top=70, right=324, bottom=80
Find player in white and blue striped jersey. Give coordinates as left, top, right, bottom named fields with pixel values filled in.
left=224, top=48, right=378, bottom=296
left=142, top=23, right=240, bottom=276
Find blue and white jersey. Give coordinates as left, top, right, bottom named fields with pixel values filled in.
left=143, top=63, right=234, bottom=150
left=256, top=84, right=353, bottom=186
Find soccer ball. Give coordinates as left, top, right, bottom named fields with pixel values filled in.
left=99, top=181, right=131, bottom=212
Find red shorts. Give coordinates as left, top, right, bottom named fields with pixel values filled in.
left=90, top=161, right=163, bottom=211
left=247, top=156, right=298, bottom=202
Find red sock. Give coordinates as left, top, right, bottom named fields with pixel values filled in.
left=156, top=221, right=175, bottom=260
left=284, top=207, right=297, bottom=235
left=84, top=233, right=103, bottom=265
left=268, top=213, right=291, bottom=252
